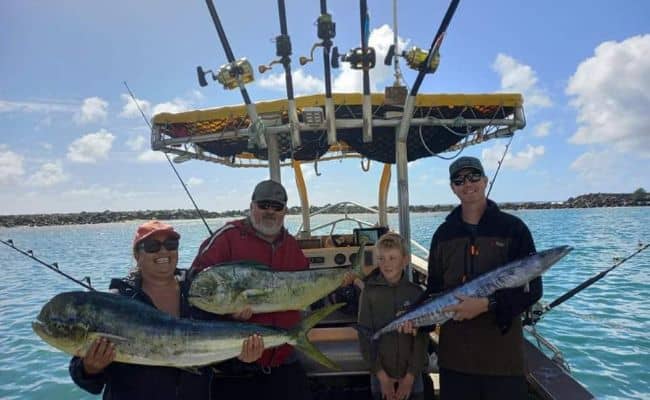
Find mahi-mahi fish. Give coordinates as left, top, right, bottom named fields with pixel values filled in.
left=372, top=245, right=573, bottom=340
left=32, top=291, right=344, bottom=369
left=188, top=243, right=366, bottom=314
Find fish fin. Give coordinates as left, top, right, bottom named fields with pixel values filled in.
left=291, top=303, right=346, bottom=370
left=88, top=332, right=129, bottom=344
left=240, top=288, right=273, bottom=299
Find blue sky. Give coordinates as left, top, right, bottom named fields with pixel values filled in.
left=1, top=1, right=648, bottom=214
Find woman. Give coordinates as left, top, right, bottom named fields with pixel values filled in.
left=69, top=220, right=264, bottom=399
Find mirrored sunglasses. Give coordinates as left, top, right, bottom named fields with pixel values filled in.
left=138, top=238, right=179, bottom=253
left=451, top=172, right=483, bottom=186
left=256, top=201, right=285, bottom=211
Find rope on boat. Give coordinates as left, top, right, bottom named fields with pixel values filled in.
left=0, top=239, right=96, bottom=291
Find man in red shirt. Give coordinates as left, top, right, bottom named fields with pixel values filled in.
left=191, top=179, right=313, bottom=400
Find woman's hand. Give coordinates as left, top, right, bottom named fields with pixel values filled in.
left=442, top=295, right=489, bottom=321
left=341, top=271, right=356, bottom=287
left=395, top=372, right=415, bottom=400
left=82, top=337, right=116, bottom=375
left=237, top=334, right=264, bottom=363
left=377, top=369, right=397, bottom=400
left=231, top=306, right=253, bottom=321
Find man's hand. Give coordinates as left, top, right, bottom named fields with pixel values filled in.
left=395, top=372, right=415, bottom=400
left=397, top=320, right=417, bottom=336
left=231, top=306, right=253, bottom=321
left=377, top=370, right=397, bottom=400
left=442, top=295, right=488, bottom=321
left=237, top=334, right=264, bottom=363
left=82, top=337, right=115, bottom=375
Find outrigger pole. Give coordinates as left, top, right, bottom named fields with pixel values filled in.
left=203, top=0, right=282, bottom=182
left=1, top=239, right=96, bottom=291
left=395, top=0, right=460, bottom=256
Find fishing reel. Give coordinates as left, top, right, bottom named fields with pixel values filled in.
left=299, top=13, right=336, bottom=66
left=259, top=34, right=292, bottom=74
left=331, top=46, right=376, bottom=69
left=384, top=45, right=441, bottom=73
left=196, top=58, right=255, bottom=90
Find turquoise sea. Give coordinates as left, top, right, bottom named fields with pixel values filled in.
left=0, top=207, right=648, bottom=399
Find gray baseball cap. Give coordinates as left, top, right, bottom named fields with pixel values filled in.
left=251, top=180, right=288, bottom=205
left=449, top=156, right=485, bottom=179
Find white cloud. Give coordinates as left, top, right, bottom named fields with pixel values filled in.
left=74, top=97, right=109, bottom=124
left=126, top=135, right=146, bottom=151
left=0, top=145, right=25, bottom=184
left=492, top=54, right=552, bottom=109
left=481, top=144, right=545, bottom=171
left=259, top=69, right=325, bottom=96
left=137, top=150, right=167, bottom=162
left=533, top=121, right=552, bottom=137
left=67, top=129, right=115, bottom=163
left=0, top=99, right=77, bottom=113
left=566, top=34, right=650, bottom=157
left=187, top=177, right=204, bottom=187
left=569, top=150, right=615, bottom=183
left=26, top=161, right=68, bottom=187
left=152, top=99, right=191, bottom=115
left=119, top=94, right=151, bottom=119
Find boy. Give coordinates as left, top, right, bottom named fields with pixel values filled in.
left=358, top=232, right=428, bottom=400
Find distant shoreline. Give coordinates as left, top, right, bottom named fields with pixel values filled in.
left=1, top=192, right=648, bottom=228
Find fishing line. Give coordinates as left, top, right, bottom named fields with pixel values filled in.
left=1, top=239, right=96, bottom=291
left=122, top=81, right=213, bottom=236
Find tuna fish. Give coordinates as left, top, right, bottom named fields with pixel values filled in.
left=372, top=245, right=573, bottom=340
left=188, top=244, right=366, bottom=314
left=32, top=291, right=344, bottom=369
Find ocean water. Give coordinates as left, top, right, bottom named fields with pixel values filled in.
left=0, top=207, right=648, bottom=399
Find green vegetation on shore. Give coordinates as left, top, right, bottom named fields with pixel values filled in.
left=1, top=190, right=647, bottom=228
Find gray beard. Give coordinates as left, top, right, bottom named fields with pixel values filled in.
left=250, top=217, right=282, bottom=237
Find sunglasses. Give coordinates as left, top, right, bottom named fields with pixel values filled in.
left=256, top=201, right=285, bottom=211
left=137, top=238, right=180, bottom=253
left=451, top=172, right=483, bottom=186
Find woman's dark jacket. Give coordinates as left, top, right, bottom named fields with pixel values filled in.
left=68, top=269, right=212, bottom=399
left=426, top=200, right=542, bottom=376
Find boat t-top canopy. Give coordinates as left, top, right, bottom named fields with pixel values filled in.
left=151, top=92, right=524, bottom=168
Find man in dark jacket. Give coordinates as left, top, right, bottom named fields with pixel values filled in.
left=425, top=156, right=542, bottom=399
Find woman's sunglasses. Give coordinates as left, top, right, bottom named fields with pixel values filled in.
left=256, top=201, right=285, bottom=211
left=137, top=238, right=180, bottom=253
left=451, top=172, right=483, bottom=186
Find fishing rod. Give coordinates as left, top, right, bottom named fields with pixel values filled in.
left=122, top=81, right=213, bottom=236
left=486, top=133, right=514, bottom=198
left=200, top=0, right=282, bottom=183
left=359, top=0, right=372, bottom=143
left=259, top=0, right=301, bottom=148
left=396, top=0, right=460, bottom=143
left=1, top=239, right=96, bottom=291
left=525, top=242, right=650, bottom=326
left=299, top=0, right=337, bottom=144
left=541, top=242, right=649, bottom=314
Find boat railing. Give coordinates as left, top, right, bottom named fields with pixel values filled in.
left=298, top=201, right=379, bottom=235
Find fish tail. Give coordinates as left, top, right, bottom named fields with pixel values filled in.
left=352, top=241, right=367, bottom=277
left=291, top=302, right=345, bottom=370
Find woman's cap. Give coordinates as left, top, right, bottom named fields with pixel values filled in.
left=133, top=220, right=180, bottom=248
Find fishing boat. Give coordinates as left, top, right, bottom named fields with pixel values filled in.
left=149, top=0, right=595, bottom=398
